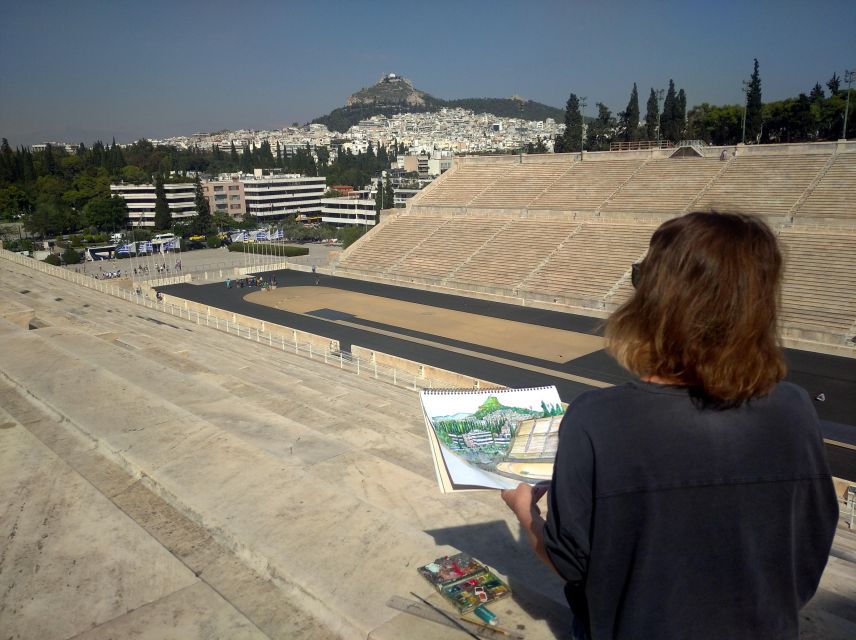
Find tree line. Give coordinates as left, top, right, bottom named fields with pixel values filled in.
left=553, top=61, right=853, bottom=152
left=0, top=135, right=401, bottom=237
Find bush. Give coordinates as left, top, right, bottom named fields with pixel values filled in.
left=44, top=254, right=61, bottom=265
left=227, top=242, right=308, bottom=257
left=69, top=234, right=84, bottom=247
left=206, top=235, right=222, bottom=249
left=4, top=238, right=34, bottom=253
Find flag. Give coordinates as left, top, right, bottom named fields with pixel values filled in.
left=117, top=243, right=132, bottom=255
left=239, top=230, right=249, bottom=242
left=139, top=241, right=153, bottom=254
left=255, top=230, right=268, bottom=242
left=273, top=229, right=284, bottom=240
left=162, top=239, right=176, bottom=252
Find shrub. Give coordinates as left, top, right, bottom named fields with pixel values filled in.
left=227, top=242, right=308, bottom=257
left=44, top=254, right=61, bottom=265
left=206, top=235, right=222, bottom=249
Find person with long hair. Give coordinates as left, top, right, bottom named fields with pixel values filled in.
left=502, top=212, right=838, bottom=639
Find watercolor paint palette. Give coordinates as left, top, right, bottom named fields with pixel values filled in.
left=418, top=553, right=511, bottom=613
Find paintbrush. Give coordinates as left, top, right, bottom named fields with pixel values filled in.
left=409, top=591, right=481, bottom=639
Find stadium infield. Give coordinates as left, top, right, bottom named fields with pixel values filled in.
left=160, top=268, right=856, bottom=480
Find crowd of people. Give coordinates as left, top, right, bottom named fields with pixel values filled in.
left=225, top=275, right=278, bottom=290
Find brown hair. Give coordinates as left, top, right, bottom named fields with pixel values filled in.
left=606, top=212, right=786, bottom=406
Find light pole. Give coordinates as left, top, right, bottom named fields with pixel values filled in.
left=579, top=97, right=588, bottom=152
left=655, top=89, right=665, bottom=144
left=843, top=68, right=855, bottom=140
left=741, top=80, right=750, bottom=145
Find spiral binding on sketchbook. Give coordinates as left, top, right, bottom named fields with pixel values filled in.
left=420, top=386, right=555, bottom=395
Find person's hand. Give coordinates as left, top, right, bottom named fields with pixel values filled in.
left=501, top=482, right=549, bottom=520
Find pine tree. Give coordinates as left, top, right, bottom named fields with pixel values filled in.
left=810, top=83, right=825, bottom=101
left=621, top=83, right=640, bottom=142
left=745, top=59, right=763, bottom=143
left=661, top=80, right=677, bottom=142
left=827, top=72, right=840, bottom=94
left=153, top=173, right=171, bottom=230
left=229, top=141, right=239, bottom=168
left=645, top=88, right=659, bottom=140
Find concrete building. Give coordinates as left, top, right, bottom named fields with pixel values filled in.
left=427, top=154, right=453, bottom=176
left=241, top=169, right=326, bottom=223
left=393, top=188, right=420, bottom=207
left=321, top=193, right=377, bottom=228
left=110, top=182, right=196, bottom=227
left=202, top=174, right=245, bottom=217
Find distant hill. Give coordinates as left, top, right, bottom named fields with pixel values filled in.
left=311, top=74, right=564, bottom=132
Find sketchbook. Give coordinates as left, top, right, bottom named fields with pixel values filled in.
left=419, top=386, right=566, bottom=493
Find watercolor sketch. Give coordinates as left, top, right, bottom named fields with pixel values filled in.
left=419, top=386, right=565, bottom=491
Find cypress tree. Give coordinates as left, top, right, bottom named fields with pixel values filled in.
left=153, top=173, right=171, bottom=230
left=193, top=175, right=211, bottom=233
left=229, top=141, right=239, bottom=168
left=661, top=80, right=677, bottom=142
left=559, top=93, right=583, bottom=153
left=745, top=59, right=763, bottom=143
left=645, top=88, right=658, bottom=140
left=621, top=83, right=640, bottom=141
left=676, top=89, right=687, bottom=141
left=240, top=145, right=253, bottom=173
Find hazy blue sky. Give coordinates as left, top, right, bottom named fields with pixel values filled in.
left=1, top=0, right=854, bottom=145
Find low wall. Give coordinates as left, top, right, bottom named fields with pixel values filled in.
left=158, top=292, right=339, bottom=353
left=350, top=345, right=502, bottom=389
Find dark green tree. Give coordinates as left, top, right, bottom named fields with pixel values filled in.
left=153, top=174, right=171, bottom=230
left=645, top=88, right=659, bottom=140
left=827, top=72, right=841, bottom=94
left=661, top=80, right=677, bottom=141
left=61, top=245, right=82, bottom=265
left=809, top=83, right=825, bottom=101
left=82, top=195, right=128, bottom=231
left=557, top=93, right=583, bottom=153
left=745, top=59, right=763, bottom=143
left=586, top=103, right=615, bottom=151
left=0, top=184, right=32, bottom=220
left=620, top=83, right=640, bottom=142
left=193, top=175, right=212, bottom=233
left=675, top=89, right=687, bottom=141
left=229, top=142, right=239, bottom=167
left=241, top=144, right=253, bottom=173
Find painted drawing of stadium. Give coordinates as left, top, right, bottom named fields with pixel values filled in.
left=420, top=386, right=565, bottom=489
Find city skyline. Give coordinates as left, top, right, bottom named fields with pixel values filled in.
left=1, top=0, right=854, bottom=146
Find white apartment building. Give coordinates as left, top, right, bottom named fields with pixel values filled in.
left=321, top=194, right=377, bottom=228
left=110, top=182, right=196, bottom=227
left=242, top=169, right=326, bottom=222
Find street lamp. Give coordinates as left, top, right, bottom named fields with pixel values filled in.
left=655, top=89, right=665, bottom=144
left=579, top=97, right=588, bottom=152
left=843, top=68, right=855, bottom=140
left=741, top=80, right=750, bottom=145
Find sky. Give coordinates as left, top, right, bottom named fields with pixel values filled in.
left=1, top=0, right=854, bottom=146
